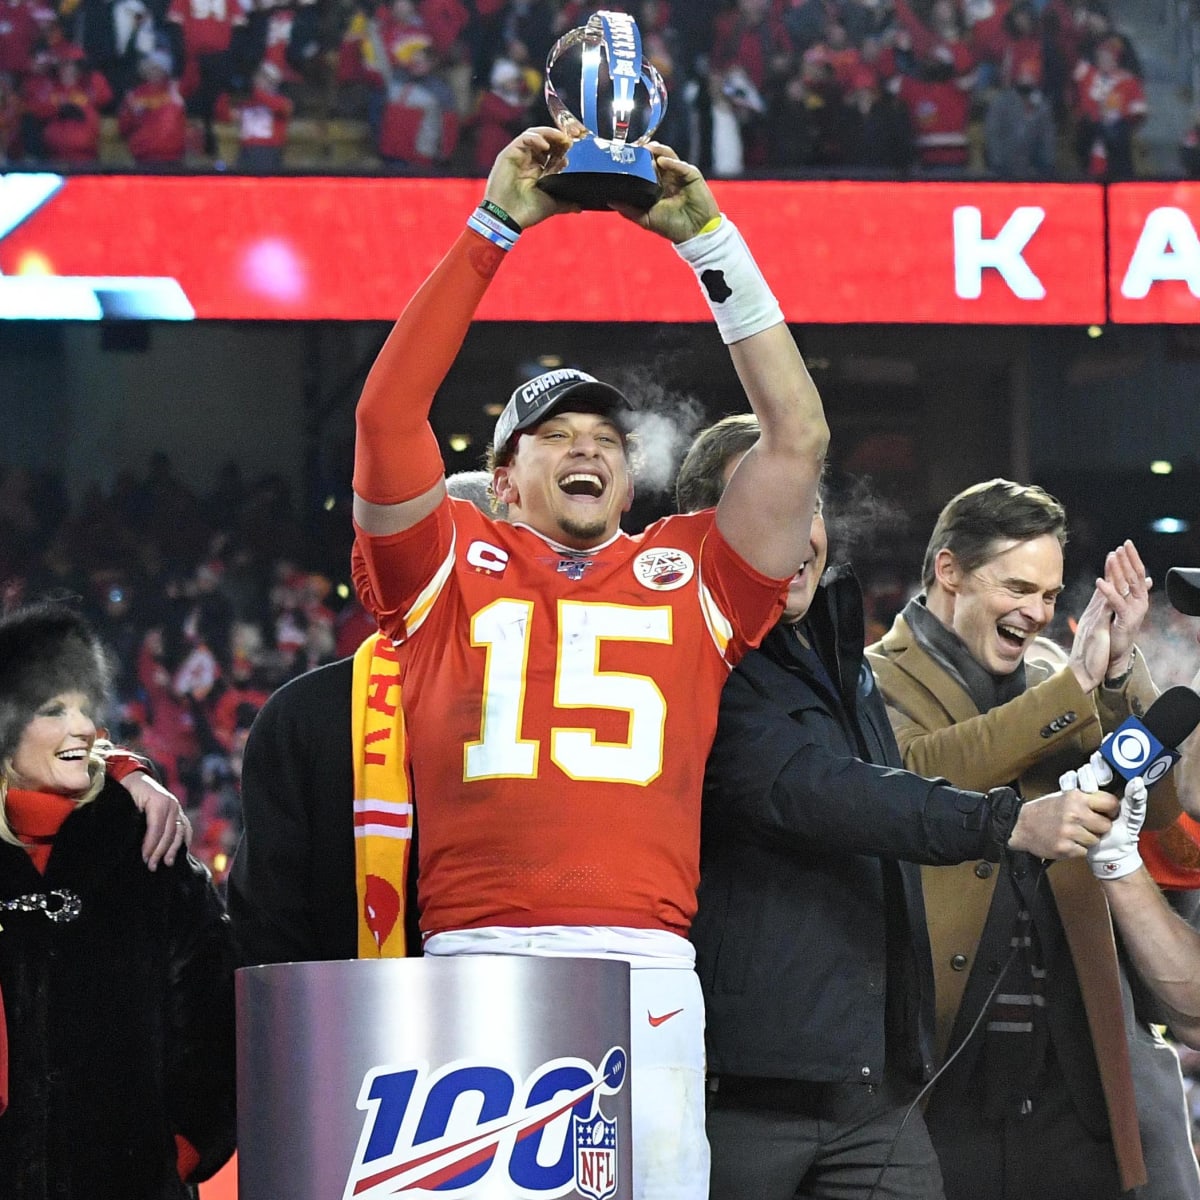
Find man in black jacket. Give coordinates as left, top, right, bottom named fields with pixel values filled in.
left=227, top=471, right=497, bottom=965
left=675, top=416, right=1114, bottom=1200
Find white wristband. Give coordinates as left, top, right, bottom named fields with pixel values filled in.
left=674, top=215, right=784, bottom=345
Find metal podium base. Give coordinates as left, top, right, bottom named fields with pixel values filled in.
left=237, top=956, right=632, bottom=1199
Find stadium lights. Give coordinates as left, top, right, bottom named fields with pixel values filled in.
left=1150, top=461, right=1173, bottom=475
left=1150, top=517, right=1191, bottom=534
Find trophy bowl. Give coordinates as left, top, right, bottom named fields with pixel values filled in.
left=538, top=10, right=668, bottom=212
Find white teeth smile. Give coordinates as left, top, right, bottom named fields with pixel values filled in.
left=56, top=750, right=86, bottom=760
left=559, top=473, right=604, bottom=498
left=997, top=624, right=1028, bottom=642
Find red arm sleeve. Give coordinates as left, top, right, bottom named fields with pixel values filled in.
left=891, top=0, right=935, bottom=60
left=352, top=227, right=506, bottom=505
left=106, top=747, right=152, bottom=782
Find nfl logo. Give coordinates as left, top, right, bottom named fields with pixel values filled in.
left=573, top=1111, right=618, bottom=1200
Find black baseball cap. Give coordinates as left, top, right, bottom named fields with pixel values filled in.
left=1166, top=567, right=1200, bottom=616
left=493, top=368, right=631, bottom=456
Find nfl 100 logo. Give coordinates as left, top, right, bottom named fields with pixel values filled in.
left=342, top=1046, right=627, bottom=1199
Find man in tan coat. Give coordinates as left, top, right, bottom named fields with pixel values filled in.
left=867, top=478, right=1194, bottom=1200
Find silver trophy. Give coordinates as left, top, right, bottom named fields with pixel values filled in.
left=538, top=10, right=668, bottom=212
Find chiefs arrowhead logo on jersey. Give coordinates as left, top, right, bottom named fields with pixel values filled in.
left=632, top=548, right=694, bottom=591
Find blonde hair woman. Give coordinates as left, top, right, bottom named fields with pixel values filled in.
left=0, top=603, right=237, bottom=1199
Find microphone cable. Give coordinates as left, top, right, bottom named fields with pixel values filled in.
left=865, top=855, right=1049, bottom=1200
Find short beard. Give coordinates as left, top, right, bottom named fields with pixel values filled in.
left=556, top=512, right=611, bottom=546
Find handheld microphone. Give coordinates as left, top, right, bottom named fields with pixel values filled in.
left=1097, top=686, right=1200, bottom=791
left=1166, top=568, right=1200, bottom=617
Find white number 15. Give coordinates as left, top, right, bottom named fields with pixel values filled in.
left=464, top=599, right=671, bottom=786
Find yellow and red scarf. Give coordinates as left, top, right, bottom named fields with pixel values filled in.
left=351, top=633, right=413, bottom=956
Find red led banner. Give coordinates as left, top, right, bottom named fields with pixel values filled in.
left=0, top=174, right=1106, bottom=323
left=1108, top=182, right=1200, bottom=324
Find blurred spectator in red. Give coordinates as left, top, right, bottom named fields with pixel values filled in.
left=1073, top=33, right=1146, bottom=178
left=258, top=5, right=306, bottom=87
left=996, top=1, right=1042, bottom=86
left=985, top=57, right=1057, bottom=176
left=712, top=0, right=793, bottom=95
left=174, top=607, right=222, bottom=708
left=0, top=68, right=19, bottom=159
left=859, top=30, right=901, bottom=90
left=420, top=0, right=468, bottom=57
left=209, top=641, right=270, bottom=755
left=1072, top=3, right=1140, bottom=78
left=967, top=0, right=1012, bottom=73
left=0, top=0, right=51, bottom=79
left=468, top=53, right=531, bottom=173
left=118, top=48, right=187, bottom=163
left=376, top=33, right=458, bottom=166
left=25, top=45, right=108, bottom=163
left=340, top=0, right=423, bottom=90
left=215, top=59, right=292, bottom=170
left=136, top=624, right=200, bottom=797
left=802, top=18, right=864, bottom=94
left=268, top=564, right=335, bottom=675
left=167, top=0, right=246, bottom=152
left=893, top=45, right=973, bottom=169
left=892, top=0, right=976, bottom=80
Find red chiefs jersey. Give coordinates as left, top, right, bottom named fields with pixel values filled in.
left=168, top=0, right=246, bottom=58
left=897, top=75, right=970, bottom=165
left=1074, top=63, right=1147, bottom=125
left=354, top=497, right=785, bottom=938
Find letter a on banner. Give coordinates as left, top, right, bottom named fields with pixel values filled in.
left=1120, top=207, right=1200, bottom=299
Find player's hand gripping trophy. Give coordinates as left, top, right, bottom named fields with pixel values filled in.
left=480, top=13, right=719, bottom=250
left=536, top=9, right=668, bottom=211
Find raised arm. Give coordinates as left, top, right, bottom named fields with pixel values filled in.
left=352, top=126, right=574, bottom=537
left=719, top=322, right=828, bottom=580
left=616, top=144, right=829, bottom=580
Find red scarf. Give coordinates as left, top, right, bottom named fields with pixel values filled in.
left=6, top=788, right=78, bottom=874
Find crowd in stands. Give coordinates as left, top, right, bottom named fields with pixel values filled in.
left=0, top=455, right=373, bottom=885
left=2, top=452, right=1194, bottom=891
left=0, top=0, right=1154, bottom=178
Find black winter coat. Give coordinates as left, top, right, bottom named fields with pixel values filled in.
left=0, top=778, right=237, bottom=1199
left=693, top=565, right=1015, bottom=1087
left=227, top=656, right=359, bottom=965
left=227, top=655, right=421, bottom=966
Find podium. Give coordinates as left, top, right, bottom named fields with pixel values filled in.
left=237, top=956, right=632, bottom=1199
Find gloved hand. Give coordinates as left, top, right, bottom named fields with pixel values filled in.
left=1082, top=775, right=1147, bottom=880
left=1058, top=748, right=1114, bottom=794
left=1059, top=752, right=1147, bottom=879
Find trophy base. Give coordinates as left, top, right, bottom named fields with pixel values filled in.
left=538, top=170, right=662, bottom=212
left=537, top=139, right=662, bottom=212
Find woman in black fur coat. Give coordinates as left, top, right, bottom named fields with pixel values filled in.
left=0, top=602, right=237, bottom=1199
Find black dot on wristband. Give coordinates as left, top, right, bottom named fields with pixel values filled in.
left=700, top=269, right=732, bottom=303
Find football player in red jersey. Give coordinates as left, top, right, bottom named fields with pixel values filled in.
left=350, top=124, right=830, bottom=1200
